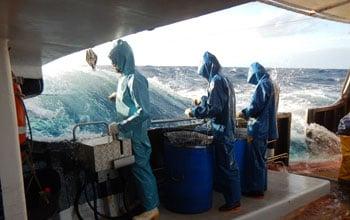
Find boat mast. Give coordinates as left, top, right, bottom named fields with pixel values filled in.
left=0, top=39, right=27, bottom=219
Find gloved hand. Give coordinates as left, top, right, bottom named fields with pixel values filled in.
left=237, top=111, right=244, bottom=118
left=108, top=92, right=116, bottom=102
left=184, top=108, right=194, bottom=118
left=265, top=148, right=275, bottom=158
left=192, top=98, right=201, bottom=106
left=247, top=135, right=253, bottom=145
left=109, top=122, right=119, bottom=136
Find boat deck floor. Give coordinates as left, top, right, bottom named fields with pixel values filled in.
left=288, top=159, right=341, bottom=181
left=159, top=170, right=330, bottom=220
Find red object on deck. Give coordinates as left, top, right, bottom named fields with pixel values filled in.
left=13, top=81, right=26, bottom=146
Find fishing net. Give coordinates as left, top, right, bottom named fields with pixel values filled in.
left=164, top=131, right=213, bottom=147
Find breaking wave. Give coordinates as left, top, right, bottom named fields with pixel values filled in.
left=25, top=65, right=347, bottom=160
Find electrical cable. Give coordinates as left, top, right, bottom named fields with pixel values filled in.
left=73, top=169, right=85, bottom=220
left=83, top=170, right=129, bottom=220
left=90, top=172, right=98, bottom=220
left=20, top=96, right=135, bottom=219
left=21, top=96, right=51, bottom=205
left=120, top=172, right=131, bottom=214
left=20, top=90, right=131, bottom=219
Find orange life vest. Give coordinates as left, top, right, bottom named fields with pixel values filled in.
left=13, top=82, right=26, bottom=145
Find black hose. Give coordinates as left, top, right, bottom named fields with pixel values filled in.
left=17, top=95, right=33, bottom=146
left=120, top=169, right=137, bottom=215
left=74, top=171, right=85, bottom=220
left=23, top=103, right=33, bottom=144
left=20, top=94, right=130, bottom=219
left=122, top=184, right=130, bottom=214
left=91, top=177, right=99, bottom=220
left=83, top=171, right=129, bottom=220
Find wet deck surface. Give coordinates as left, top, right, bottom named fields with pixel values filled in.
left=288, top=158, right=341, bottom=181
left=285, top=181, right=350, bottom=219
left=285, top=160, right=350, bottom=219
left=159, top=170, right=330, bottom=220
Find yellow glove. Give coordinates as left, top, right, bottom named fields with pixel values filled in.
left=247, top=135, right=253, bottom=145
left=192, top=98, right=201, bottom=106
left=184, top=108, right=194, bottom=118
left=237, top=111, right=244, bottom=118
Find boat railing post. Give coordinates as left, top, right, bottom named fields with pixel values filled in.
left=0, top=38, right=28, bottom=220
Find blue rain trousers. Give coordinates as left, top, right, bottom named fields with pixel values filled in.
left=241, top=139, right=267, bottom=193
left=213, top=138, right=241, bottom=205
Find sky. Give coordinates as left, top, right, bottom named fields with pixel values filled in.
left=46, top=2, right=350, bottom=70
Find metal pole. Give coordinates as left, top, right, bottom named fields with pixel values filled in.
left=0, top=39, right=27, bottom=219
left=151, top=118, right=202, bottom=124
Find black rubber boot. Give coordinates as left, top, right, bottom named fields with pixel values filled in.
left=219, top=202, right=241, bottom=212
left=242, top=191, right=264, bottom=198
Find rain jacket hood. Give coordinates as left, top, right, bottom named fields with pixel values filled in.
left=197, top=51, right=221, bottom=81
left=247, top=62, right=268, bottom=85
left=109, top=39, right=135, bottom=76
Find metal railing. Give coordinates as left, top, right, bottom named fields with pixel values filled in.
left=72, top=121, right=109, bottom=142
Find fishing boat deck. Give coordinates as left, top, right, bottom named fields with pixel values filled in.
left=160, top=170, right=330, bottom=220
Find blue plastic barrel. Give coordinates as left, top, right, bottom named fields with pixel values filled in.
left=233, top=139, right=247, bottom=189
left=163, top=140, right=213, bottom=214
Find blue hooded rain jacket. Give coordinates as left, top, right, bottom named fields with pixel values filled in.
left=241, top=62, right=278, bottom=193
left=109, top=40, right=159, bottom=211
left=192, top=51, right=240, bottom=205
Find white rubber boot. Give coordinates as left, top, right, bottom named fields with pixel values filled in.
left=132, top=208, right=159, bottom=220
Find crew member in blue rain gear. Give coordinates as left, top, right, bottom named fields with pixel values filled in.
left=108, top=40, right=160, bottom=220
left=238, top=62, right=278, bottom=197
left=185, top=51, right=241, bottom=212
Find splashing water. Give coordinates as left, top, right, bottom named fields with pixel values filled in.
left=25, top=65, right=347, bottom=161
left=305, top=123, right=341, bottom=160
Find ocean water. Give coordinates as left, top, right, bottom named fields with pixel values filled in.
left=25, top=65, right=347, bottom=160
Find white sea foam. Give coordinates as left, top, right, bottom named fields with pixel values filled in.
left=27, top=66, right=347, bottom=161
